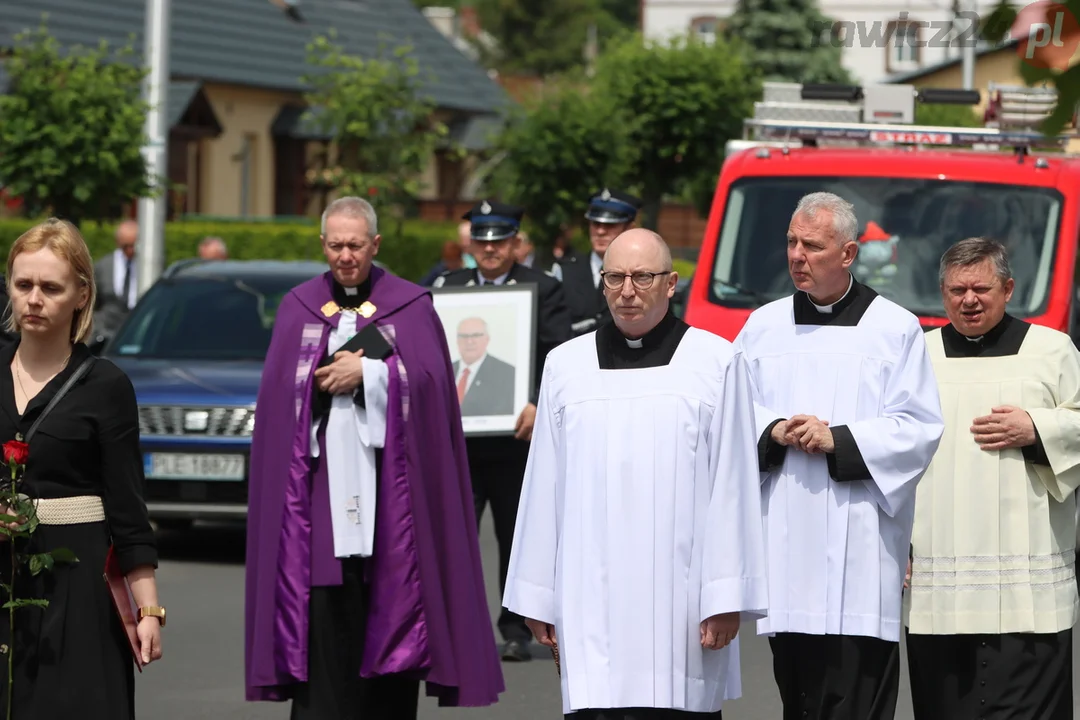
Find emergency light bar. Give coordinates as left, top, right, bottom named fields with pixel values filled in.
left=745, top=118, right=1069, bottom=149
left=746, top=81, right=1075, bottom=151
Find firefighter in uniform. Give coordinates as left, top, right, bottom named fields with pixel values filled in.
left=552, top=188, right=642, bottom=337
left=433, top=199, right=571, bottom=662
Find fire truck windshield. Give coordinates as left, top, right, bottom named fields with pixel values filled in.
left=708, top=177, right=1062, bottom=318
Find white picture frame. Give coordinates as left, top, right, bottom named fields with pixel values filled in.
left=431, top=284, right=537, bottom=437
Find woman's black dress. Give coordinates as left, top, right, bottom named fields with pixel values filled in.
left=0, top=340, right=157, bottom=719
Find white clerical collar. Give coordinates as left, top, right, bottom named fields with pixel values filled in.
left=625, top=337, right=643, bottom=349
left=344, top=286, right=359, bottom=296
left=809, top=274, right=853, bottom=313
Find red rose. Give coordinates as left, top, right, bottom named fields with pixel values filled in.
left=3, top=440, right=28, bottom=467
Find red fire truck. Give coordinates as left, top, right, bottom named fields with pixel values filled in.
left=683, top=81, right=1080, bottom=343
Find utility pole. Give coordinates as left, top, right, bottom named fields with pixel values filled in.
left=136, top=0, right=170, bottom=299
left=961, top=0, right=975, bottom=90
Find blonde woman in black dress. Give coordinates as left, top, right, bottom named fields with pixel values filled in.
left=0, top=218, right=163, bottom=718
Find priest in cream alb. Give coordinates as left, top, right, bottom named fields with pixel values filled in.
left=904, top=237, right=1080, bottom=719
left=503, top=229, right=769, bottom=719
left=734, top=192, right=944, bottom=720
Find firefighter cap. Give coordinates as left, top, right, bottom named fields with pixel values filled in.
left=585, top=187, right=642, bottom=224
left=462, top=199, right=524, bottom=242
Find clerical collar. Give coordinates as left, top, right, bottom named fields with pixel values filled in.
left=618, top=309, right=678, bottom=350
left=331, top=274, right=372, bottom=309
left=793, top=275, right=877, bottom=327
left=596, top=309, right=689, bottom=370
left=808, top=274, right=853, bottom=313
left=941, top=312, right=1029, bottom=358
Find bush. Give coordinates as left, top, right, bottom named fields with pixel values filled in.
left=673, top=258, right=695, bottom=278
left=0, top=217, right=458, bottom=283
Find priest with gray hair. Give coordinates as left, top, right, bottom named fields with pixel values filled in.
left=904, top=236, right=1080, bottom=719
left=734, top=191, right=945, bottom=720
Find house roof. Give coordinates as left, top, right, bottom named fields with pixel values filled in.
left=0, top=0, right=511, bottom=117
left=883, top=39, right=1021, bottom=84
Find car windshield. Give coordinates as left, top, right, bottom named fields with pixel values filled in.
left=108, top=275, right=305, bottom=360
left=708, top=177, right=1062, bottom=318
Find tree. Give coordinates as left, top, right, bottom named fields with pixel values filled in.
left=0, top=22, right=152, bottom=227
left=301, top=32, right=458, bottom=236
left=592, top=32, right=762, bottom=228
left=723, top=0, right=852, bottom=84
left=485, top=78, right=634, bottom=244
left=474, top=0, right=614, bottom=77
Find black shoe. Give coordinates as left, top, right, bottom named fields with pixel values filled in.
left=501, top=639, right=532, bottom=662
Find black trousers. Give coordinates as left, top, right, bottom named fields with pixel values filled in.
left=769, top=632, right=900, bottom=720
left=467, top=435, right=532, bottom=644
left=290, top=558, right=421, bottom=720
left=568, top=710, right=722, bottom=719
left=906, top=628, right=1073, bottom=720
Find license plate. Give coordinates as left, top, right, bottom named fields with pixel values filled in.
left=144, top=453, right=245, bottom=481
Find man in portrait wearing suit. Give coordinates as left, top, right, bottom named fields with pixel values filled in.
left=93, top=219, right=139, bottom=339
left=453, top=317, right=516, bottom=417
left=552, top=188, right=642, bottom=337
left=434, top=199, right=571, bottom=662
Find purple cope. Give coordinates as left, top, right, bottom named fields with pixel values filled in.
left=244, top=267, right=505, bottom=706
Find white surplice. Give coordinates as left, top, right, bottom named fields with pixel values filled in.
left=905, top=323, right=1080, bottom=635
left=309, top=309, right=389, bottom=558
left=734, top=294, right=945, bottom=642
left=502, top=328, right=769, bottom=715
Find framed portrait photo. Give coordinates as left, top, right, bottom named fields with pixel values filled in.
left=431, top=284, right=537, bottom=436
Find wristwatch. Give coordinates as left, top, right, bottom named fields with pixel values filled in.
left=138, top=606, right=166, bottom=627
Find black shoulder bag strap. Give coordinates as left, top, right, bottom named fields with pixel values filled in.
left=22, top=356, right=97, bottom=445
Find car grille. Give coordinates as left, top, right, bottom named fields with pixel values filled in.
left=139, top=406, right=255, bottom=437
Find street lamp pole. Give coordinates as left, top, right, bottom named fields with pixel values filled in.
left=961, top=0, right=976, bottom=90
left=136, top=0, right=171, bottom=300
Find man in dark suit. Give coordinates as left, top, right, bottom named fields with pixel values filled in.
left=453, top=317, right=516, bottom=416
left=93, top=219, right=139, bottom=341
left=434, top=199, right=571, bottom=662
left=553, top=188, right=642, bottom=337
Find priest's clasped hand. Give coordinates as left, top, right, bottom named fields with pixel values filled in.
left=971, top=405, right=1036, bottom=451
left=314, top=349, right=365, bottom=394
left=777, top=415, right=834, bottom=454
left=700, top=612, right=739, bottom=650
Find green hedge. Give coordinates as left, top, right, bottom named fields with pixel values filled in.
left=0, top=217, right=699, bottom=284
left=0, top=217, right=459, bottom=283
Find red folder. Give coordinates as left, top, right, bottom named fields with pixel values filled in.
left=103, top=545, right=144, bottom=672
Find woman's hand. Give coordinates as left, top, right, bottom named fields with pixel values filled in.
left=137, top=616, right=162, bottom=664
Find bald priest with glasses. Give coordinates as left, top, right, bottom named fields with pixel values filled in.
left=505, top=228, right=769, bottom=719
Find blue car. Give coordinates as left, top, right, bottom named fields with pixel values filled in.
left=104, top=259, right=327, bottom=529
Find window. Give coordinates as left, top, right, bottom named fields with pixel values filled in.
left=109, top=273, right=319, bottom=360
left=690, top=15, right=719, bottom=45
left=707, top=177, right=1061, bottom=319
left=886, top=19, right=921, bottom=73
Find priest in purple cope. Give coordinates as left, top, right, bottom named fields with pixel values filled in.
left=244, top=196, right=505, bottom=719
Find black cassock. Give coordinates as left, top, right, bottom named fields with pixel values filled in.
left=905, top=314, right=1072, bottom=720
left=566, top=310, right=723, bottom=720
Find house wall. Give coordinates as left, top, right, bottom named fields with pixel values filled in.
left=196, top=82, right=449, bottom=219
left=199, top=84, right=299, bottom=217
left=642, top=0, right=1002, bottom=86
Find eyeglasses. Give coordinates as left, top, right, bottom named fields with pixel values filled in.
left=600, top=271, right=671, bottom=290
left=457, top=332, right=486, bottom=340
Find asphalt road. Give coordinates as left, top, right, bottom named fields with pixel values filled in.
left=135, top=515, right=1078, bottom=719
